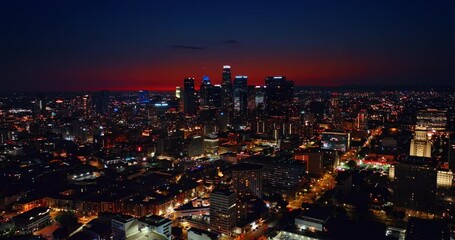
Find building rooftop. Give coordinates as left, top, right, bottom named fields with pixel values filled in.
left=231, top=162, right=263, bottom=171
left=138, top=215, right=172, bottom=227
left=188, top=227, right=219, bottom=239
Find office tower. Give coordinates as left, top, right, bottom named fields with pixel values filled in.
left=416, top=108, right=447, bottom=131
left=138, top=90, right=149, bottom=104
left=92, top=90, right=109, bottom=115
left=221, top=66, right=233, bottom=117
left=244, top=156, right=305, bottom=194
left=32, top=97, right=43, bottom=119
left=392, top=156, right=437, bottom=213
left=175, top=86, right=181, bottom=99
left=233, top=76, right=248, bottom=126
left=199, top=76, right=212, bottom=108
left=210, top=189, right=237, bottom=235
left=409, top=127, right=432, bottom=158
left=265, top=76, right=294, bottom=116
left=231, top=163, right=263, bottom=197
left=183, top=78, right=196, bottom=115
left=209, top=84, right=222, bottom=108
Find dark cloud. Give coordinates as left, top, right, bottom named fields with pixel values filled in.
left=170, top=45, right=206, bottom=50
left=223, top=40, right=238, bottom=44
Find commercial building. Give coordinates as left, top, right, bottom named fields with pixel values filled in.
left=392, top=157, right=437, bottom=213
left=12, top=207, right=51, bottom=235
left=231, top=163, right=263, bottom=197
left=112, top=214, right=138, bottom=240
left=409, top=127, right=432, bottom=158
left=188, top=227, right=219, bottom=240
left=138, top=215, right=172, bottom=240
left=210, top=189, right=237, bottom=235
left=184, top=78, right=197, bottom=115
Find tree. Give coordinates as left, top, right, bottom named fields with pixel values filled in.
left=346, top=160, right=357, bottom=169
left=55, top=211, right=78, bottom=228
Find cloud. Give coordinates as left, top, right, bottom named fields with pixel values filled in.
left=223, top=40, right=238, bottom=44
left=170, top=45, right=206, bottom=50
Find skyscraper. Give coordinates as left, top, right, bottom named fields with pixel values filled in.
left=221, top=66, right=233, bottom=123
left=210, top=189, right=237, bottom=235
left=233, top=76, right=248, bottom=127
left=409, top=127, right=432, bottom=158
left=199, top=75, right=212, bottom=108
left=265, top=76, right=294, bottom=116
left=392, top=156, right=437, bottom=213
left=92, top=90, right=109, bottom=115
left=231, top=163, right=263, bottom=197
left=183, top=78, right=196, bottom=115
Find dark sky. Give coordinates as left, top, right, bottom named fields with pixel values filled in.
left=0, top=0, right=454, bottom=91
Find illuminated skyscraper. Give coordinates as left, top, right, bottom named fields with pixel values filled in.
left=409, top=127, right=432, bottom=158
left=183, top=78, right=196, bottom=115
left=221, top=66, right=233, bottom=122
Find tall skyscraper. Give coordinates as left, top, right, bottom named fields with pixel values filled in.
left=210, top=189, right=237, bottom=235
left=231, top=163, right=263, bottom=197
left=199, top=76, right=212, bottom=108
left=209, top=85, right=222, bottom=108
left=221, top=66, right=233, bottom=123
left=183, top=78, right=196, bottom=115
left=233, top=76, right=248, bottom=126
left=265, top=76, right=294, bottom=116
left=92, top=90, right=109, bottom=115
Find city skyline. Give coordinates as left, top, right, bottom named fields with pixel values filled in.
left=1, top=1, right=454, bottom=92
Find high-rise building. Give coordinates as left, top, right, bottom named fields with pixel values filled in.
left=209, top=84, right=222, bottom=108
left=409, top=127, right=432, bottom=158
left=199, top=76, right=212, bottom=108
left=92, top=90, right=109, bottom=115
left=183, top=78, right=196, bottom=115
left=233, top=76, right=248, bottom=126
left=306, top=152, right=324, bottom=177
left=221, top=65, right=233, bottom=120
left=265, top=76, right=294, bottom=116
left=210, top=189, right=237, bottom=235
left=392, top=156, right=437, bottom=213
left=231, top=163, right=263, bottom=197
